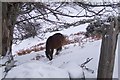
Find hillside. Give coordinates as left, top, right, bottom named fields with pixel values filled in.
left=0, top=24, right=118, bottom=79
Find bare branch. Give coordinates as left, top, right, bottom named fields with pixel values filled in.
left=75, top=2, right=119, bottom=7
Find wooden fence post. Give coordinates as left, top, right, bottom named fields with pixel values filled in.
left=97, top=17, right=119, bottom=79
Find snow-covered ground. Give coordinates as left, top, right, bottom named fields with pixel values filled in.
left=0, top=1, right=119, bottom=79
left=0, top=24, right=118, bottom=79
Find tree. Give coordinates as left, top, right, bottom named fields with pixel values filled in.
left=2, top=3, right=21, bottom=57
left=85, top=15, right=119, bottom=79
left=97, top=17, right=119, bottom=79
left=97, top=4, right=120, bottom=79
left=76, top=2, right=120, bottom=79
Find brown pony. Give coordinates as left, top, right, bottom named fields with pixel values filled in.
left=45, top=33, right=66, bottom=60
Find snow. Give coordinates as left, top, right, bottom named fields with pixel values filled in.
left=6, top=61, right=69, bottom=78
left=1, top=39, right=118, bottom=79
left=1, top=21, right=118, bottom=79
left=0, top=37, right=118, bottom=79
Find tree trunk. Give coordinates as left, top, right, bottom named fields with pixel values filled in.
left=2, top=2, right=9, bottom=56
left=97, top=18, right=119, bottom=79
left=0, top=2, right=2, bottom=56
left=2, top=2, right=20, bottom=57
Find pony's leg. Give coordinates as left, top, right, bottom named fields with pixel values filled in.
left=56, top=47, right=62, bottom=55
left=45, top=51, right=48, bottom=58
left=49, top=49, right=53, bottom=60
left=45, top=51, right=51, bottom=59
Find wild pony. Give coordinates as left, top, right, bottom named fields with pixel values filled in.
left=45, top=33, right=66, bottom=60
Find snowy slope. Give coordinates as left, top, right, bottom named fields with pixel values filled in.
left=6, top=61, right=69, bottom=78
left=1, top=39, right=118, bottom=79
left=0, top=21, right=118, bottom=79
left=4, top=40, right=101, bottom=78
